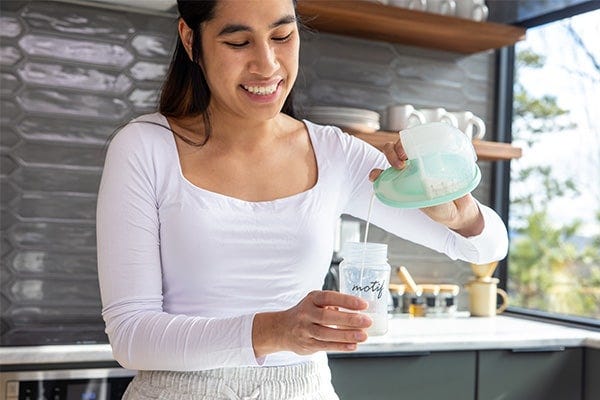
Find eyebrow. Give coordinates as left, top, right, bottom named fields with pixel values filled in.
left=217, top=15, right=297, bottom=36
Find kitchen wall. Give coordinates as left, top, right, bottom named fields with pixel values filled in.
left=0, top=0, right=495, bottom=345
left=0, top=0, right=176, bottom=345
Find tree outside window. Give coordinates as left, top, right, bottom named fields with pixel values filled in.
left=509, top=9, right=600, bottom=320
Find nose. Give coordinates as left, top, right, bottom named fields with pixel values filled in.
left=248, top=42, right=279, bottom=76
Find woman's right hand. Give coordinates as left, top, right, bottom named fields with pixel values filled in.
left=252, top=290, right=372, bottom=358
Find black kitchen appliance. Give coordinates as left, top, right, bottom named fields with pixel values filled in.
left=0, top=367, right=136, bottom=400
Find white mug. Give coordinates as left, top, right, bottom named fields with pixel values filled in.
left=455, top=0, right=489, bottom=21
left=389, top=0, right=427, bottom=11
left=426, top=0, right=456, bottom=15
left=418, top=107, right=458, bottom=127
left=451, top=111, right=486, bottom=140
left=387, top=104, right=426, bottom=131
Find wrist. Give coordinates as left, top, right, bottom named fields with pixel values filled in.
left=451, top=204, right=484, bottom=237
left=252, top=311, right=283, bottom=358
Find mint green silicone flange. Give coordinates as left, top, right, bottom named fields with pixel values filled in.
left=373, top=161, right=482, bottom=209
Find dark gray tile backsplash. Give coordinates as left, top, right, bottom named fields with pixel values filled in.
left=0, top=0, right=495, bottom=345
left=0, top=0, right=176, bottom=345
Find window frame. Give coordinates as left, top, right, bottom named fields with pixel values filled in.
left=493, top=0, right=600, bottom=329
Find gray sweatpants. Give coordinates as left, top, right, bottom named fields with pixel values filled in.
left=122, top=359, right=340, bottom=400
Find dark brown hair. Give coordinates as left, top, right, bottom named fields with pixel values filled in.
left=160, top=0, right=298, bottom=146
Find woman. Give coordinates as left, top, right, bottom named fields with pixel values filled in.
left=96, top=0, right=508, bottom=399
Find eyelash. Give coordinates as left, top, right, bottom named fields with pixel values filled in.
left=273, top=32, right=293, bottom=43
left=226, top=32, right=293, bottom=48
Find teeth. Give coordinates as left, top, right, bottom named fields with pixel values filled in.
left=243, top=83, right=278, bottom=95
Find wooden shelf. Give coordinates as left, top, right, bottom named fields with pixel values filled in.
left=297, top=0, right=526, bottom=54
left=296, top=0, right=524, bottom=160
left=471, top=139, right=522, bottom=161
left=348, top=129, right=522, bottom=161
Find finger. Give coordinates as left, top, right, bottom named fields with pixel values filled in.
left=314, top=307, right=372, bottom=329
left=382, top=142, right=404, bottom=169
left=421, top=203, right=455, bottom=222
left=309, top=324, right=368, bottom=344
left=369, top=169, right=383, bottom=182
left=453, top=193, right=474, bottom=208
left=311, top=290, right=368, bottom=311
left=393, top=140, right=408, bottom=161
left=307, top=338, right=360, bottom=352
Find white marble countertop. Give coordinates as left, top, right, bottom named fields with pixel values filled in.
left=2, top=316, right=599, bottom=366
left=341, top=315, right=600, bottom=356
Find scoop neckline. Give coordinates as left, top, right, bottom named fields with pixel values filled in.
left=158, top=113, right=322, bottom=206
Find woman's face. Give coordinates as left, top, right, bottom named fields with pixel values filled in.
left=198, top=0, right=299, bottom=123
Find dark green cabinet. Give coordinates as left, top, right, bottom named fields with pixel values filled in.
left=328, top=351, right=476, bottom=400
left=477, top=347, right=583, bottom=400
left=328, top=345, right=594, bottom=399
left=585, top=348, right=600, bottom=400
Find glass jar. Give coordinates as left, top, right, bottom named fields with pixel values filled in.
left=388, top=283, right=405, bottom=314
left=438, top=284, right=460, bottom=315
left=339, top=242, right=391, bottom=336
left=409, top=296, right=426, bottom=317
left=420, top=284, right=440, bottom=316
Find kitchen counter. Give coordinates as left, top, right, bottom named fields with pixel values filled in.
left=2, top=316, right=599, bottom=366
left=334, top=315, right=600, bottom=356
left=0, top=343, right=117, bottom=366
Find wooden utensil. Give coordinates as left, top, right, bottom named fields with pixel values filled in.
left=397, top=266, right=422, bottom=295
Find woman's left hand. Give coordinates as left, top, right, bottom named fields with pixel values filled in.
left=369, top=137, right=484, bottom=237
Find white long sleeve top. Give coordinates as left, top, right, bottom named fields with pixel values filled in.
left=96, top=113, right=508, bottom=371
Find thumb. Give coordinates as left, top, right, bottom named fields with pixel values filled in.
left=369, top=169, right=383, bottom=182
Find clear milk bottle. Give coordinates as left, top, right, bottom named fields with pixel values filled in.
left=339, top=242, right=391, bottom=336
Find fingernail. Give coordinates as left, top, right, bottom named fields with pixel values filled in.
left=354, top=332, right=366, bottom=341
left=346, top=344, right=356, bottom=350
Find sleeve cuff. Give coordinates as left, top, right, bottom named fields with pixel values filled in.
left=448, top=201, right=509, bottom=264
left=243, top=313, right=265, bottom=366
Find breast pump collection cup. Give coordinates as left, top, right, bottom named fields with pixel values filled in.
left=339, top=242, right=391, bottom=336
left=373, top=122, right=482, bottom=209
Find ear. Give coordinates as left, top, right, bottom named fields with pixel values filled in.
left=178, top=18, right=194, bottom=60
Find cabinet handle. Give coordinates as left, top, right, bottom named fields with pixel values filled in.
left=511, top=346, right=566, bottom=353
left=328, top=351, right=431, bottom=359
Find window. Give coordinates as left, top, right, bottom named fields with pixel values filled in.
left=507, top=7, right=600, bottom=323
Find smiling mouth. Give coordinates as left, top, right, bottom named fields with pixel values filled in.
left=241, top=81, right=280, bottom=96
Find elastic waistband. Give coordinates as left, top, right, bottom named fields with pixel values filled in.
left=133, top=359, right=335, bottom=399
